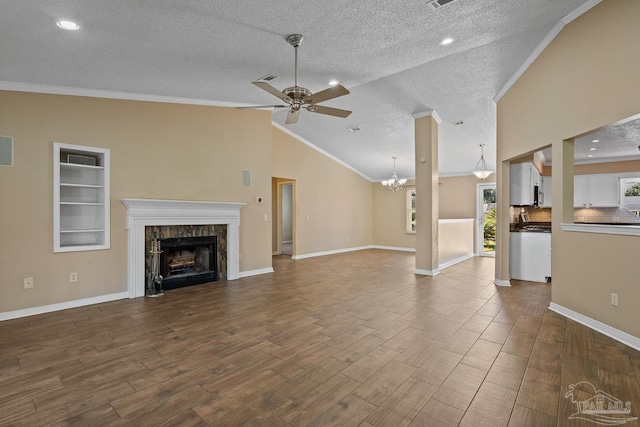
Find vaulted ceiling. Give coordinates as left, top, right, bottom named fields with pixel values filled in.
left=0, top=0, right=597, bottom=180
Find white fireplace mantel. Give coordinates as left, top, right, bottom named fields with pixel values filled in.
left=121, top=198, right=245, bottom=298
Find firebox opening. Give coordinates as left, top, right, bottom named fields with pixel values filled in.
left=159, top=236, right=218, bottom=290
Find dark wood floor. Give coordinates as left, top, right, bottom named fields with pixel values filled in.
left=1, top=250, right=639, bottom=426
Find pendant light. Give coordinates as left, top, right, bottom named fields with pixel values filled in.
left=381, top=156, right=407, bottom=192
left=473, top=144, right=492, bottom=179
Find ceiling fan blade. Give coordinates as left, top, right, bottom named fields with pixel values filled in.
left=304, top=85, right=350, bottom=104
left=306, top=105, right=352, bottom=118
left=235, top=105, right=289, bottom=109
left=285, top=109, right=300, bottom=125
left=252, top=81, right=292, bottom=103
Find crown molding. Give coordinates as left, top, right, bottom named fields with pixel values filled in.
left=0, top=81, right=247, bottom=108
left=562, top=0, right=602, bottom=24
left=0, top=81, right=375, bottom=181
left=412, top=109, right=442, bottom=124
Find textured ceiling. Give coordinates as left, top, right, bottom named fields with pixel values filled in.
left=0, top=0, right=598, bottom=180
left=540, top=115, right=640, bottom=165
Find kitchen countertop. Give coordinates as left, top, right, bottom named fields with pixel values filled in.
left=510, top=222, right=551, bottom=233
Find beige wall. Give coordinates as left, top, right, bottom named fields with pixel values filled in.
left=372, top=179, right=416, bottom=249
left=440, top=174, right=495, bottom=219
left=574, top=160, right=640, bottom=175
left=439, top=219, right=474, bottom=266
left=372, top=175, right=495, bottom=250
left=271, top=127, right=373, bottom=255
left=497, top=0, right=640, bottom=338
left=0, top=91, right=274, bottom=313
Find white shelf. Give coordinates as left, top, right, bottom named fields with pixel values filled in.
left=54, top=142, right=110, bottom=253
left=60, top=162, right=104, bottom=170
left=60, top=202, right=104, bottom=206
left=60, top=183, right=104, bottom=188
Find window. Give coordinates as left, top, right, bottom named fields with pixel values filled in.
left=406, top=188, right=416, bottom=233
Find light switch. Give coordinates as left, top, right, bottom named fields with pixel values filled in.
left=263, top=214, right=268, bottom=221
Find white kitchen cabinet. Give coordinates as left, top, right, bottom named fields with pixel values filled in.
left=540, top=176, right=552, bottom=208
left=53, top=142, right=110, bottom=252
left=574, top=174, right=619, bottom=208
left=574, top=175, right=588, bottom=208
left=510, top=232, right=551, bottom=283
left=510, top=163, right=541, bottom=206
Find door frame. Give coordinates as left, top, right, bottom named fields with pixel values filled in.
left=476, top=182, right=496, bottom=257
left=273, top=178, right=296, bottom=256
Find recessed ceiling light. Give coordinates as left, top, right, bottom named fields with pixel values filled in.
left=440, top=38, right=454, bottom=45
left=329, top=80, right=339, bottom=86
left=592, top=139, right=599, bottom=143
left=54, top=19, right=82, bottom=31
left=587, top=154, right=594, bottom=158
left=590, top=147, right=596, bottom=151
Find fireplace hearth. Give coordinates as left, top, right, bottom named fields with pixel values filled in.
left=159, top=236, right=218, bottom=290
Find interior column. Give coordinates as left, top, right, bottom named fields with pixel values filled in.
left=413, top=111, right=440, bottom=276
left=494, top=160, right=511, bottom=286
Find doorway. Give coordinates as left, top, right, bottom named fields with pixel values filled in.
left=272, top=178, right=295, bottom=256
left=476, top=182, right=496, bottom=257
left=281, top=183, right=293, bottom=255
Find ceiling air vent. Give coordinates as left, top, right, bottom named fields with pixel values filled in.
left=427, top=0, right=459, bottom=9
left=257, top=74, right=278, bottom=82
left=348, top=126, right=361, bottom=132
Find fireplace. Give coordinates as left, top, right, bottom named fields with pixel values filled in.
left=159, top=236, right=218, bottom=290
left=121, top=199, right=244, bottom=298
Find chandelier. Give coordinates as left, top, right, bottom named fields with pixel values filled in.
left=473, top=144, right=493, bottom=179
left=381, top=156, right=407, bottom=192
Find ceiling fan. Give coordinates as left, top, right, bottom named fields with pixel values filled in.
left=240, top=34, right=352, bottom=125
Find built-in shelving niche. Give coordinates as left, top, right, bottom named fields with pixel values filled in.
left=53, top=142, right=110, bottom=252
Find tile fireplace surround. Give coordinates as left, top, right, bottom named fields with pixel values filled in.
left=121, top=199, right=244, bottom=298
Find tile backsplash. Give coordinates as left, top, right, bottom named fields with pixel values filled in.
left=509, top=206, right=640, bottom=224
left=510, top=207, right=551, bottom=223
left=574, top=207, right=640, bottom=224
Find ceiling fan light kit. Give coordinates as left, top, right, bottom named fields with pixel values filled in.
left=473, top=144, right=493, bottom=179
left=381, top=157, right=407, bottom=192
left=243, top=34, right=352, bottom=125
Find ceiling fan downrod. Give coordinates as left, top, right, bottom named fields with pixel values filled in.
left=286, top=34, right=303, bottom=88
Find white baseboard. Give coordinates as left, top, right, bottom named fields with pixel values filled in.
left=292, top=245, right=373, bottom=260
left=438, top=253, right=474, bottom=270
left=370, top=245, right=416, bottom=253
left=549, top=302, right=640, bottom=352
left=494, top=278, right=512, bottom=287
left=238, top=267, right=274, bottom=278
left=0, top=291, right=129, bottom=322
left=415, top=268, right=441, bottom=276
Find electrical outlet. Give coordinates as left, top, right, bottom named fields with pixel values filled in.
left=611, top=292, right=619, bottom=307
left=70, top=272, right=78, bottom=283
left=23, top=277, right=34, bottom=289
